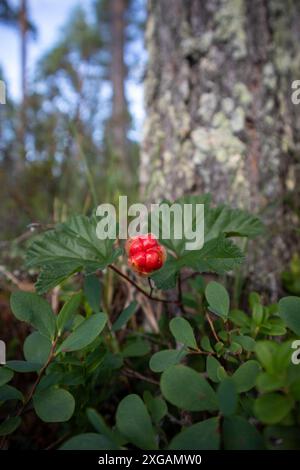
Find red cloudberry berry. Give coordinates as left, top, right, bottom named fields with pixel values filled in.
left=125, top=233, right=166, bottom=276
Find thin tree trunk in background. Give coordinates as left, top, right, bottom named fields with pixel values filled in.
left=141, top=0, right=300, bottom=298
left=110, top=0, right=130, bottom=184
left=20, top=0, right=27, bottom=102
left=18, top=0, right=27, bottom=165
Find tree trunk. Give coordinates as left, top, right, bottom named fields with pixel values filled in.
left=20, top=0, right=27, bottom=102
left=141, top=0, right=300, bottom=298
left=109, top=0, right=130, bottom=184
left=18, top=0, right=28, bottom=165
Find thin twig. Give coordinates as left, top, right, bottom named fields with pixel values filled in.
left=187, top=348, right=215, bottom=356
left=167, top=413, right=184, bottom=426
left=137, top=294, right=160, bottom=333
left=0, top=265, right=35, bottom=292
left=181, top=271, right=210, bottom=283
left=125, top=329, right=169, bottom=347
left=206, top=313, right=220, bottom=342
left=45, top=432, right=71, bottom=450
left=17, top=338, right=58, bottom=417
left=148, top=277, right=154, bottom=298
left=123, top=367, right=159, bottom=385
left=177, top=272, right=187, bottom=314
left=108, top=264, right=179, bottom=305
left=0, top=223, right=54, bottom=248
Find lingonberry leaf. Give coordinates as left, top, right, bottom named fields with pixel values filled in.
left=223, top=416, right=264, bottom=450
left=116, top=394, right=157, bottom=450
left=205, top=281, right=230, bottom=319
left=278, top=296, right=300, bottom=336
left=23, top=332, right=52, bottom=364
left=56, top=292, right=82, bottom=334
left=160, top=365, right=218, bottom=411
left=0, top=368, right=14, bottom=387
left=59, top=433, right=118, bottom=450
left=0, top=417, right=22, bottom=437
left=10, top=291, right=56, bottom=340
left=217, top=378, right=238, bottom=416
left=149, top=349, right=186, bottom=373
left=169, top=317, right=197, bottom=349
left=33, top=387, right=75, bottom=423
left=112, top=301, right=137, bottom=331
left=169, top=417, right=220, bottom=450
left=57, top=312, right=107, bottom=353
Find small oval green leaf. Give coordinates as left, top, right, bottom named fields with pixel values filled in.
left=33, top=387, right=75, bottom=422
left=116, top=394, right=157, bottom=450
left=205, top=281, right=230, bottom=319
left=169, top=317, right=197, bottom=349
left=160, top=365, right=218, bottom=411
left=57, top=312, right=107, bottom=353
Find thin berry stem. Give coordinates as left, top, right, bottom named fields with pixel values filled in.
left=108, top=264, right=179, bottom=305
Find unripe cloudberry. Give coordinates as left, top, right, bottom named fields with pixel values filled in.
left=125, top=233, right=166, bottom=276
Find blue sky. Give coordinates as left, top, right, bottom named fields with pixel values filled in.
left=0, top=0, right=145, bottom=137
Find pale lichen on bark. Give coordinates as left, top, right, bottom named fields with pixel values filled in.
left=141, top=0, right=300, bottom=297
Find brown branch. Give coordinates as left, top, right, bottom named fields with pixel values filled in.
left=177, top=272, right=187, bottom=314
left=187, top=348, right=215, bottom=356
left=123, top=367, right=159, bottom=385
left=0, top=223, right=54, bottom=249
left=0, top=265, right=35, bottom=292
left=17, top=338, right=58, bottom=417
left=148, top=277, right=154, bottom=297
left=206, top=313, right=220, bottom=343
left=167, top=413, right=185, bottom=426
left=181, top=271, right=211, bottom=283
left=45, top=432, right=71, bottom=450
left=108, top=264, right=179, bottom=305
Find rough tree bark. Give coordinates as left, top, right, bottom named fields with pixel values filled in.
left=141, top=0, right=300, bottom=298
